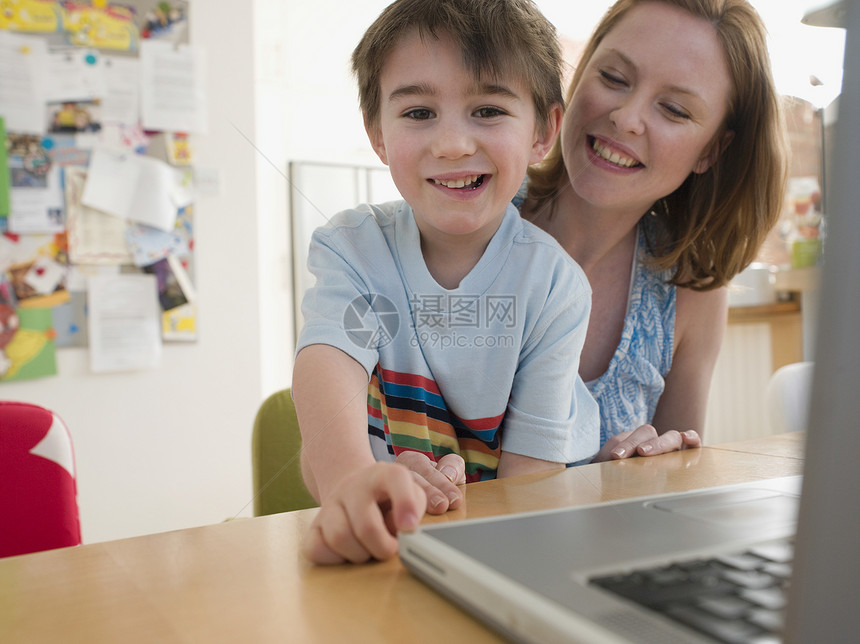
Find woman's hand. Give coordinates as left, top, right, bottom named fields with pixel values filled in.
left=591, top=425, right=701, bottom=463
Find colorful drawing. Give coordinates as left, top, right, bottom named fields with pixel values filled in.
left=162, top=301, right=195, bottom=342
left=167, top=132, right=192, bottom=166
left=7, top=133, right=52, bottom=188
left=0, top=0, right=64, bottom=33
left=0, top=305, right=57, bottom=381
left=51, top=290, right=88, bottom=348
left=44, top=134, right=90, bottom=167
left=2, top=232, right=70, bottom=309
left=62, top=1, right=139, bottom=51
left=124, top=204, right=193, bottom=267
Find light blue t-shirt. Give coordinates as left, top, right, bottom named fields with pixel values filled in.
left=513, top=185, right=676, bottom=444
left=297, top=200, right=600, bottom=478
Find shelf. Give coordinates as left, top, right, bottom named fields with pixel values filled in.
left=728, top=300, right=801, bottom=322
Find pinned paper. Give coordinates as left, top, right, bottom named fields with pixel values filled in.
left=81, top=147, right=188, bottom=232
left=0, top=32, right=49, bottom=134
left=101, top=56, right=140, bottom=125
left=52, top=291, right=89, bottom=348
left=24, top=256, right=67, bottom=295
left=65, top=166, right=133, bottom=265
left=125, top=220, right=191, bottom=267
left=142, top=255, right=195, bottom=312
left=44, top=49, right=107, bottom=103
left=47, top=99, right=102, bottom=135
left=6, top=133, right=65, bottom=234
left=87, top=274, right=161, bottom=373
left=162, top=302, right=196, bottom=342
left=140, top=40, right=208, bottom=134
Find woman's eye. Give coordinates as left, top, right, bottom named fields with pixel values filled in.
left=404, top=108, right=433, bottom=120
left=474, top=106, right=505, bottom=118
left=599, top=70, right=626, bottom=86
left=662, top=103, right=692, bottom=120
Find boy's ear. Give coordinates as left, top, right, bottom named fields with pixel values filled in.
left=694, top=129, right=734, bottom=174
left=365, top=120, right=390, bottom=166
left=529, top=103, right=563, bottom=165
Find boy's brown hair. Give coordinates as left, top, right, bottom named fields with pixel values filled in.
left=352, top=0, right=563, bottom=133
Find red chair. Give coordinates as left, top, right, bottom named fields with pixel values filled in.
left=0, top=401, right=82, bottom=557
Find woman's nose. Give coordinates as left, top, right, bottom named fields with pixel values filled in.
left=610, top=96, right=646, bottom=136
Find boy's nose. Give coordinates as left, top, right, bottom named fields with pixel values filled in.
left=431, top=118, right=477, bottom=159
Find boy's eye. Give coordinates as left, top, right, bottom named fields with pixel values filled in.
left=404, top=108, right=433, bottom=120
left=474, top=106, right=506, bottom=118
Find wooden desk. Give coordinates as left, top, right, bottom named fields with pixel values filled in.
left=0, top=435, right=804, bottom=644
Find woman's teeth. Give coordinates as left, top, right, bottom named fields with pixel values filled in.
left=434, top=174, right=484, bottom=189
left=592, top=140, right=639, bottom=168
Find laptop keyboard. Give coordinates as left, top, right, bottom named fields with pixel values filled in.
left=589, top=540, right=793, bottom=643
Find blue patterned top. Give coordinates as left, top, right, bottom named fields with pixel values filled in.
left=586, top=218, right=675, bottom=445
left=513, top=185, right=676, bottom=445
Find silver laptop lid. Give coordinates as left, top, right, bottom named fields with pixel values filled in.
left=785, top=1, right=860, bottom=641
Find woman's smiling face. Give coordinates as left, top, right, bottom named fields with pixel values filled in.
left=561, top=1, right=734, bottom=215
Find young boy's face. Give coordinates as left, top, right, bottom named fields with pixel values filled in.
left=367, top=29, right=558, bottom=249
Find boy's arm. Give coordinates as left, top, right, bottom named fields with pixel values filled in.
left=294, top=343, right=464, bottom=505
left=292, top=343, right=375, bottom=501
left=497, top=451, right=564, bottom=478
left=294, top=344, right=426, bottom=564
left=292, top=344, right=461, bottom=564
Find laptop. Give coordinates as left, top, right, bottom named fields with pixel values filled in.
left=398, top=2, right=860, bottom=642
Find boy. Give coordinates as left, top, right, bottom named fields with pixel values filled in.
left=293, top=0, right=598, bottom=564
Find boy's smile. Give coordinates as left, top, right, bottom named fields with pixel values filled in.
left=367, top=28, right=557, bottom=277
left=431, top=173, right=485, bottom=190
left=429, top=172, right=487, bottom=197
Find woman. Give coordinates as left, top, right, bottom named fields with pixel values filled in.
left=522, top=0, right=788, bottom=460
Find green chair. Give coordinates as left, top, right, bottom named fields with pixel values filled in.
left=251, top=388, right=318, bottom=515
